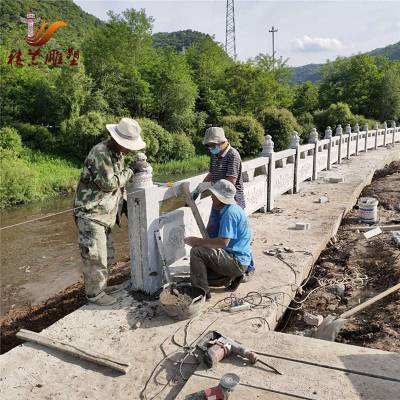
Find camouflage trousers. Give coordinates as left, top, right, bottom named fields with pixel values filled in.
left=75, top=217, right=115, bottom=297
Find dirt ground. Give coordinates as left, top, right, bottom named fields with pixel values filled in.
left=0, top=260, right=130, bottom=354
left=283, top=161, right=400, bottom=352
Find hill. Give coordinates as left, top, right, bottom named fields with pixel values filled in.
left=0, top=0, right=102, bottom=49
left=291, top=41, right=400, bottom=83
left=152, top=29, right=214, bottom=52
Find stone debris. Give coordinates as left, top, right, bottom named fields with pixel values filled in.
left=333, top=283, right=346, bottom=297
left=363, top=227, right=382, bottom=239
left=329, top=177, right=345, bottom=183
left=318, top=196, right=329, bottom=204
left=264, top=247, right=295, bottom=256
left=303, top=312, right=324, bottom=327
left=392, top=231, right=400, bottom=245
left=295, top=222, right=310, bottom=230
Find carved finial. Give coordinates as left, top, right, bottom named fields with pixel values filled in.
left=345, top=124, right=351, bottom=134
left=353, top=123, right=360, bottom=133
left=372, top=121, right=378, bottom=130
left=261, top=134, right=274, bottom=157
left=132, top=152, right=153, bottom=189
left=363, top=122, right=369, bottom=132
left=309, top=127, right=318, bottom=143
left=290, top=131, right=300, bottom=148
left=391, top=120, right=396, bottom=128
left=324, top=126, right=332, bottom=139
left=335, top=124, right=343, bottom=136
left=382, top=121, right=387, bottom=129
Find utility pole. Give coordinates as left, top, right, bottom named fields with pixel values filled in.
left=269, top=25, right=278, bottom=70
left=225, top=0, right=237, bottom=60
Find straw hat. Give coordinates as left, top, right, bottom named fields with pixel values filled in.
left=106, top=118, right=146, bottom=151
left=208, top=179, right=236, bottom=205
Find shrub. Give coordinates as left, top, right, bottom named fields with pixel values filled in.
left=137, top=118, right=174, bottom=163
left=296, top=112, right=315, bottom=141
left=0, top=127, right=23, bottom=156
left=313, top=103, right=377, bottom=133
left=170, top=133, right=196, bottom=160
left=0, top=157, right=40, bottom=207
left=13, top=123, right=55, bottom=153
left=220, top=115, right=265, bottom=157
left=258, top=107, right=301, bottom=151
left=60, top=111, right=108, bottom=160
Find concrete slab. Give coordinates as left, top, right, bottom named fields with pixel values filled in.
left=177, top=332, right=400, bottom=400
left=1, top=146, right=399, bottom=400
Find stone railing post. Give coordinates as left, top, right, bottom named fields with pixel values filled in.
left=261, top=135, right=275, bottom=211
left=336, top=124, right=343, bottom=164
left=363, top=122, right=369, bottom=152
left=372, top=121, right=379, bottom=150
left=309, top=127, right=319, bottom=180
left=128, top=171, right=162, bottom=293
left=345, top=123, right=351, bottom=159
left=354, top=123, right=360, bottom=155
left=391, top=120, right=396, bottom=145
left=290, top=131, right=300, bottom=193
left=383, top=121, right=387, bottom=146
left=324, top=126, right=333, bottom=170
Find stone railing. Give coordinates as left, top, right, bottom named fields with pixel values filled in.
left=127, top=122, right=400, bottom=293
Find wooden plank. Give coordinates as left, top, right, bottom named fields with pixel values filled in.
left=346, top=224, right=400, bottom=232
left=16, top=329, right=130, bottom=374
left=181, top=182, right=209, bottom=238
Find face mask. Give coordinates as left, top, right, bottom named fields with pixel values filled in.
left=209, top=145, right=220, bottom=155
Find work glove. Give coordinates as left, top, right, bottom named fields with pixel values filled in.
left=192, top=181, right=212, bottom=201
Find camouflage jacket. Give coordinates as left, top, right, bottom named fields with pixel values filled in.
left=74, top=138, right=133, bottom=227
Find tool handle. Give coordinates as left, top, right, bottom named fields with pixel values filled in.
left=340, top=282, right=400, bottom=319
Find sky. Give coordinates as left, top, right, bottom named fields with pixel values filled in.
left=75, top=0, right=400, bottom=66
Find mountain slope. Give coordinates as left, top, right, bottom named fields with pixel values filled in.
left=291, top=41, right=400, bottom=83
left=0, top=0, right=102, bottom=49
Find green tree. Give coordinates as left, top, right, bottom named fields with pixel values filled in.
left=258, top=107, right=301, bottom=151
left=319, top=54, right=383, bottom=116
left=292, top=81, right=319, bottom=116
left=149, top=49, right=198, bottom=131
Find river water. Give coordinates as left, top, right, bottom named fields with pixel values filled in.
left=0, top=196, right=130, bottom=316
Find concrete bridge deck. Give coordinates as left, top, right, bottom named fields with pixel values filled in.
left=0, top=144, right=399, bottom=400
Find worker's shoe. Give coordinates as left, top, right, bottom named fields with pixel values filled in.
left=104, top=281, right=130, bottom=294
left=225, top=275, right=243, bottom=292
left=87, top=291, right=117, bottom=306
left=242, top=270, right=255, bottom=283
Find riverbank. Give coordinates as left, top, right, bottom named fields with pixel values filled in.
left=0, top=150, right=209, bottom=208
left=1, top=145, right=399, bottom=400
left=282, top=161, right=400, bottom=352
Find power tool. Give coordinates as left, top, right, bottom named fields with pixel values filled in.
left=186, top=373, right=240, bottom=400
left=196, top=331, right=281, bottom=375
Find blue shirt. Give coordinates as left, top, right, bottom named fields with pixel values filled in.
left=218, top=204, right=252, bottom=267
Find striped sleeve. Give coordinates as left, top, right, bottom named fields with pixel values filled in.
left=225, top=152, right=241, bottom=178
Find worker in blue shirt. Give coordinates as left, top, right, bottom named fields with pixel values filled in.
left=184, top=179, right=252, bottom=300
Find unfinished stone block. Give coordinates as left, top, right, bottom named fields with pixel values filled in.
left=363, top=227, right=382, bottom=239
left=303, top=312, right=324, bottom=327
left=295, top=222, right=310, bottom=230
left=392, top=231, right=400, bottom=245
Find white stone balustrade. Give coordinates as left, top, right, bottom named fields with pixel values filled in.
left=127, top=122, right=400, bottom=293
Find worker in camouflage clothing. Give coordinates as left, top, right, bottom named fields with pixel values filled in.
left=74, top=118, right=146, bottom=306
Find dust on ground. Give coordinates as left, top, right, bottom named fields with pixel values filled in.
left=283, top=161, right=400, bottom=352
left=0, top=261, right=130, bottom=354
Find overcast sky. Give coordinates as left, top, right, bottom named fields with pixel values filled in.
left=75, top=0, right=400, bottom=66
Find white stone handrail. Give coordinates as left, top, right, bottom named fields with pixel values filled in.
left=128, top=122, right=400, bottom=293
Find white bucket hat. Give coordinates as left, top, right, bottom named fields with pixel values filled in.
left=208, top=179, right=236, bottom=205
left=203, top=127, right=227, bottom=145
left=106, top=118, right=146, bottom=151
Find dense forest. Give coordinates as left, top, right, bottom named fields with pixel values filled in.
left=1, top=0, right=400, bottom=208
